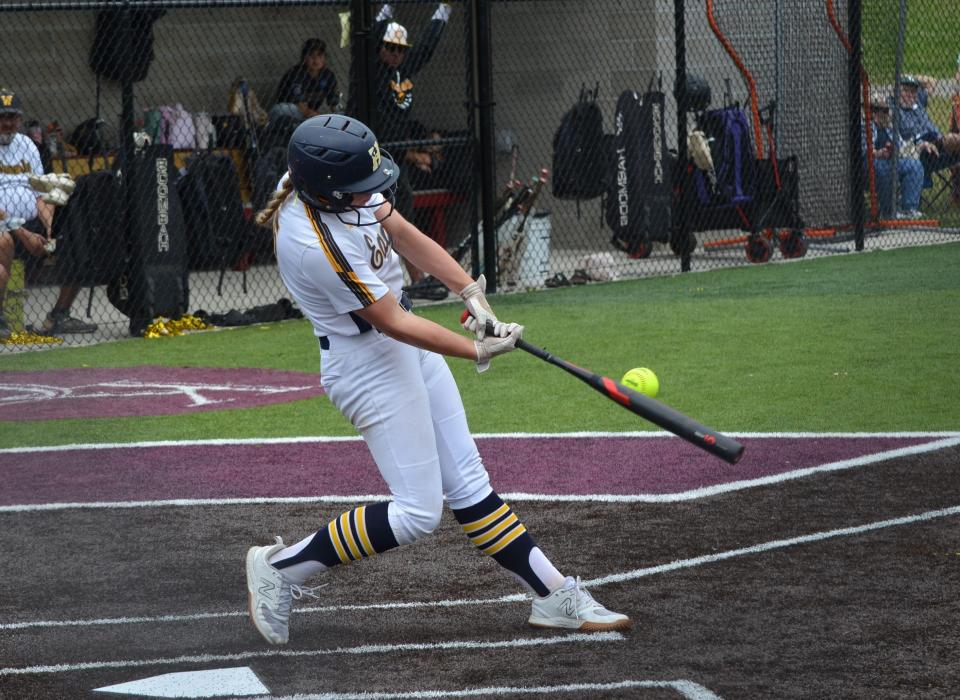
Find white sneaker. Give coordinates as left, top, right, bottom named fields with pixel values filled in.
left=245, top=536, right=320, bottom=644
left=28, top=173, right=76, bottom=195
left=529, top=576, right=631, bottom=631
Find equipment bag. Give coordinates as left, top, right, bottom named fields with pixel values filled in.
left=693, top=106, right=756, bottom=208
left=107, top=144, right=189, bottom=335
left=606, top=90, right=671, bottom=256
left=176, top=151, right=252, bottom=271
left=52, top=170, right=126, bottom=286
left=89, top=9, right=165, bottom=84
left=551, top=84, right=608, bottom=201
left=251, top=146, right=288, bottom=213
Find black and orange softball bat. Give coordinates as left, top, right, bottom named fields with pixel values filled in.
left=461, top=310, right=745, bottom=464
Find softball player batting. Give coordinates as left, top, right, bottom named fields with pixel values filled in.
left=246, top=115, right=630, bottom=644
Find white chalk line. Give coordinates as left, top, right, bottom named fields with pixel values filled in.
left=2, top=430, right=957, bottom=454
left=3, top=435, right=957, bottom=513
left=260, top=678, right=721, bottom=700
left=0, top=631, right=623, bottom=676
left=4, top=504, right=958, bottom=633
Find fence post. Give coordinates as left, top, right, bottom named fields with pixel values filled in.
left=673, top=0, right=690, bottom=272
left=350, top=0, right=373, bottom=127
left=471, top=0, right=497, bottom=292
left=848, top=0, right=866, bottom=251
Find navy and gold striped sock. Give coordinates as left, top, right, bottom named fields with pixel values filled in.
left=272, top=502, right=400, bottom=570
left=452, top=491, right=551, bottom=597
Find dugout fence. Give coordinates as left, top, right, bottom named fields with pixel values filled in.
left=0, top=0, right=956, bottom=351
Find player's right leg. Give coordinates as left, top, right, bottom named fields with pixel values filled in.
left=418, top=347, right=631, bottom=631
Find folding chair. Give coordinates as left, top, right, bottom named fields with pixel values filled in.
left=920, top=94, right=960, bottom=210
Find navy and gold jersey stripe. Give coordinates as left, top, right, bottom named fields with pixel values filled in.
left=304, top=204, right=376, bottom=306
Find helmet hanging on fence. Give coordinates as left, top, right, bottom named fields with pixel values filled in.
left=681, top=74, right=712, bottom=112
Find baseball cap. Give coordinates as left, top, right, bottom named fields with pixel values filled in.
left=382, top=21, right=412, bottom=48
left=0, top=88, right=23, bottom=116
left=901, top=74, right=920, bottom=88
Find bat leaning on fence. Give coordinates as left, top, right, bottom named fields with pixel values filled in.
left=461, top=311, right=746, bottom=465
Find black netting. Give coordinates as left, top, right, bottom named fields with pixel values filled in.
left=0, top=0, right=956, bottom=352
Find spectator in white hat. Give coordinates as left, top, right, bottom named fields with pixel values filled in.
left=348, top=3, right=453, bottom=295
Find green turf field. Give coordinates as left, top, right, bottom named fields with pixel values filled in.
left=863, top=0, right=960, bottom=83
left=2, top=243, right=959, bottom=447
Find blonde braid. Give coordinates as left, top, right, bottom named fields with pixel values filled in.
left=254, top=174, right=295, bottom=228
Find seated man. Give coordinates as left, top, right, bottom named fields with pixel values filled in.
left=864, top=95, right=924, bottom=218
left=896, top=74, right=960, bottom=182
left=0, top=87, right=96, bottom=340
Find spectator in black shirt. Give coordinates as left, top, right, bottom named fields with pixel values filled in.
left=270, top=38, right=341, bottom=124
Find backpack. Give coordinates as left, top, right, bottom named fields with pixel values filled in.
left=551, top=85, right=608, bottom=200
left=252, top=146, right=288, bottom=213
left=693, top=106, right=756, bottom=208
left=106, top=144, right=189, bottom=334
left=89, top=9, right=165, bottom=84
left=176, top=151, right=252, bottom=271
left=52, top=171, right=125, bottom=286
left=69, top=118, right=110, bottom=156
left=606, top=90, right=672, bottom=257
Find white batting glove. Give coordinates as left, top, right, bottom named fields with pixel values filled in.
left=474, top=322, right=523, bottom=373
left=0, top=216, right=26, bottom=233
left=459, top=274, right=498, bottom=340
left=376, top=3, right=394, bottom=21
left=462, top=314, right=512, bottom=339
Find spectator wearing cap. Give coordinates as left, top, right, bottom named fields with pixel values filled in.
left=864, top=94, right=924, bottom=218
left=0, top=88, right=97, bottom=339
left=270, top=38, right=341, bottom=124
left=896, top=74, right=960, bottom=181
left=348, top=2, right=452, bottom=292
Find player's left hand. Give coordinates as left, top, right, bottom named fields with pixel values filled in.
left=459, top=274, right=498, bottom=340
left=461, top=314, right=513, bottom=338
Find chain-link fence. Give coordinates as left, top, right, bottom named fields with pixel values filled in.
left=1, top=1, right=956, bottom=352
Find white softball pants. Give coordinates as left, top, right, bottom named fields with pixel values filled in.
left=320, top=331, right=493, bottom=545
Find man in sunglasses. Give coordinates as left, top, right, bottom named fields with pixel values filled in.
left=350, top=3, right=451, bottom=296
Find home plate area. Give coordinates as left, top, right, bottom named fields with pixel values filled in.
left=2, top=432, right=959, bottom=697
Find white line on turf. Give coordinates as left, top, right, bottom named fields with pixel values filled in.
left=260, top=678, right=722, bottom=700
left=3, top=435, right=957, bottom=513
left=4, top=504, right=957, bottom=632
left=2, top=430, right=957, bottom=454
left=0, top=631, right=623, bottom=676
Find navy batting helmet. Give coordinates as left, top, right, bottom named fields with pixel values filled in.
left=287, top=115, right=399, bottom=213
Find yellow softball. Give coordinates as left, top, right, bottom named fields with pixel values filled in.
left=621, top=367, right=659, bottom=398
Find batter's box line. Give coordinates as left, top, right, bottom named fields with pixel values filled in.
left=2, top=430, right=959, bottom=454
left=3, top=504, right=958, bottom=633
left=0, top=631, right=623, bottom=676
left=3, top=434, right=958, bottom=513
left=261, top=678, right=722, bottom=700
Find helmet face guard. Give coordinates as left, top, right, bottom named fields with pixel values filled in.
left=288, top=115, right=401, bottom=223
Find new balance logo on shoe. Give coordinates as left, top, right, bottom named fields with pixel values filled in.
left=258, top=579, right=277, bottom=600
left=560, top=598, right=576, bottom=617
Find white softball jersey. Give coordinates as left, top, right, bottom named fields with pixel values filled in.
left=274, top=187, right=405, bottom=340
left=0, top=133, right=42, bottom=221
